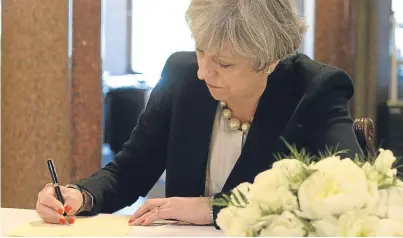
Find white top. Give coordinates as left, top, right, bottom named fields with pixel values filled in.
left=206, top=104, right=247, bottom=196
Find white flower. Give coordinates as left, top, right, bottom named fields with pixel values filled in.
left=372, top=148, right=398, bottom=188
left=298, top=157, right=375, bottom=220
left=387, top=205, right=403, bottom=224
left=384, top=169, right=398, bottom=186
left=258, top=211, right=306, bottom=237
left=309, top=155, right=341, bottom=171
left=311, top=220, right=338, bottom=237
left=216, top=204, right=262, bottom=236
left=337, top=210, right=380, bottom=236
left=314, top=210, right=403, bottom=236
left=362, top=150, right=397, bottom=188
left=248, top=184, right=298, bottom=214
left=313, top=210, right=380, bottom=236
left=362, top=162, right=380, bottom=182
left=374, top=149, right=396, bottom=174
left=386, top=186, right=403, bottom=222
left=367, top=184, right=387, bottom=217
left=307, top=232, right=317, bottom=237
left=250, top=168, right=298, bottom=212
left=373, top=219, right=403, bottom=236
left=216, top=206, right=238, bottom=234
left=382, top=185, right=403, bottom=222
left=248, top=160, right=308, bottom=214
left=253, top=168, right=288, bottom=190
left=370, top=185, right=403, bottom=221
left=272, top=159, right=311, bottom=190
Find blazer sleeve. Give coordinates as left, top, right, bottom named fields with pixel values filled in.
left=74, top=57, right=180, bottom=214
left=303, top=68, right=363, bottom=159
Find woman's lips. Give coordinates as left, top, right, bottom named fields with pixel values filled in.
left=206, top=83, right=221, bottom=89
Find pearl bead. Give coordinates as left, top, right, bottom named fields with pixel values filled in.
left=220, top=101, right=227, bottom=108
left=241, top=122, right=250, bottom=132
left=229, top=118, right=240, bottom=130
left=222, top=109, right=232, bottom=119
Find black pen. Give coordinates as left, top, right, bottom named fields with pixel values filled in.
left=47, top=159, right=67, bottom=216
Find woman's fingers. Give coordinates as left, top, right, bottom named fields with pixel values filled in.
left=129, top=209, right=154, bottom=226
left=38, top=191, right=65, bottom=216
left=128, top=198, right=166, bottom=223
left=61, top=187, right=84, bottom=216
left=129, top=205, right=173, bottom=226
left=66, top=215, right=76, bottom=224
left=36, top=200, right=67, bottom=224
left=36, top=184, right=81, bottom=224
left=140, top=207, right=173, bottom=226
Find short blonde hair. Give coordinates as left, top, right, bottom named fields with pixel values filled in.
left=185, top=0, right=307, bottom=71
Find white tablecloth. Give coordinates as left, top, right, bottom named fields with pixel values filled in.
left=0, top=208, right=224, bottom=237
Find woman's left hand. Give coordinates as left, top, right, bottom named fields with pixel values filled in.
left=128, top=197, right=212, bottom=226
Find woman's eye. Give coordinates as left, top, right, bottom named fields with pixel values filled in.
left=219, top=63, right=232, bottom=68
left=196, top=49, right=205, bottom=58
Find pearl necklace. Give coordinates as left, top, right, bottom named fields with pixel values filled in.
left=219, top=101, right=251, bottom=132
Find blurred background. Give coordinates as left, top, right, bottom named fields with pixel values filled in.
left=1, top=0, right=403, bottom=214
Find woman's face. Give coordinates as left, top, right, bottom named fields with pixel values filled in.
left=196, top=46, right=268, bottom=102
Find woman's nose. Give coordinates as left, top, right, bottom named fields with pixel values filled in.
left=197, top=58, right=216, bottom=80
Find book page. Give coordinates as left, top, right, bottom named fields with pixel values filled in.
left=7, top=214, right=132, bottom=237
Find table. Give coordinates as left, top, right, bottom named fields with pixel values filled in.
left=1, top=208, right=224, bottom=237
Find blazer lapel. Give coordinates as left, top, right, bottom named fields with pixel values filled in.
left=222, top=59, right=304, bottom=192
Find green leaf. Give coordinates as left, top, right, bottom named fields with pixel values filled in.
left=213, top=193, right=245, bottom=208
left=222, top=194, right=231, bottom=204
left=211, top=198, right=230, bottom=207
left=232, top=190, right=241, bottom=206
left=279, top=137, right=317, bottom=165
left=238, top=189, right=248, bottom=205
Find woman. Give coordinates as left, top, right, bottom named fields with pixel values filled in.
left=36, top=0, right=362, bottom=228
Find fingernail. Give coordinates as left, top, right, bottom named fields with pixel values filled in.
left=140, top=220, right=145, bottom=225
left=128, top=218, right=134, bottom=223
left=58, top=208, right=64, bottom=215
left=68, top=217, right=75, bottom=224
left=65, top=205, right=72, bottom=213
left=59, top=218, right=66, bottom=224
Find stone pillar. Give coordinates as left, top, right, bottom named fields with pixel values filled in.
left=1, top=0, right=102, bottom=209
left=315, top=0, right=358, bottom=79
left=70, top=0, right=103, bottom=182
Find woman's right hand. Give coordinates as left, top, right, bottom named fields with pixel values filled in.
left=35, top=183, right=83, bottom=224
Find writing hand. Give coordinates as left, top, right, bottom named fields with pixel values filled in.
left=35, top=183, right=83, bottom=224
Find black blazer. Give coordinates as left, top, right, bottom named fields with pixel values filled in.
left=76, top=52, right=363, bottom=226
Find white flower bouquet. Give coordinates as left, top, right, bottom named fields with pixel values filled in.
left=213, top=143, right=403, bottom=237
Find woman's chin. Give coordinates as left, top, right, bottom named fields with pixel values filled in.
left=208, top=89, right=227, bottom=101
